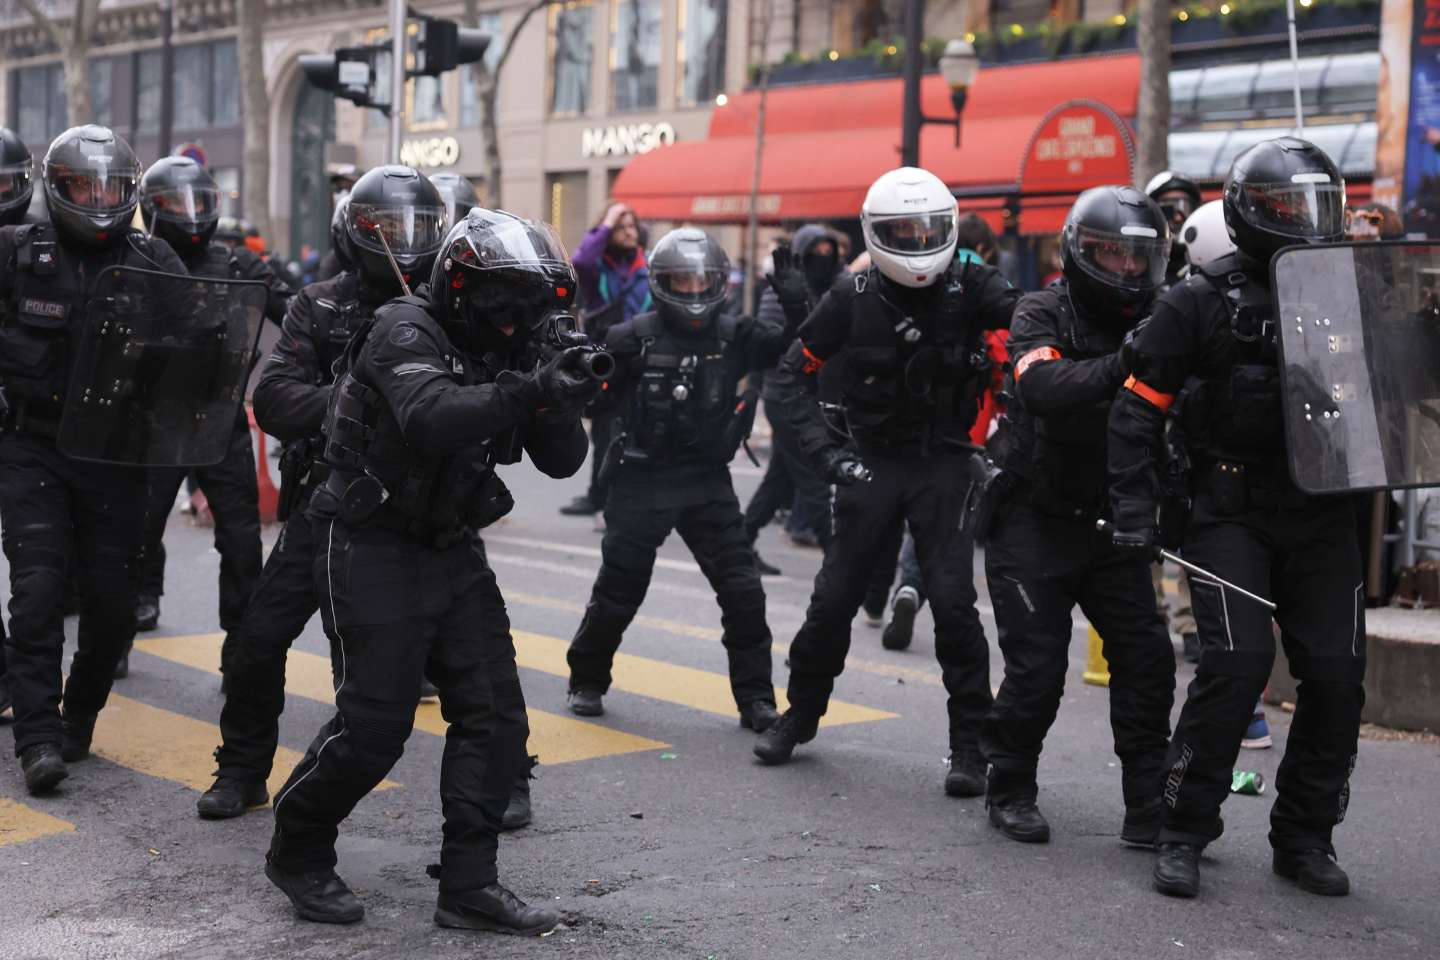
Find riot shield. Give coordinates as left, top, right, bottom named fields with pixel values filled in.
left=1273, top=241, right=1440, bottom=493
left=57, top=266, right=267, bottom=467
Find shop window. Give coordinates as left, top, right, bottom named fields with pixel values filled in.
left=989, top=0, right=1054, bottom=28
left=460, top=10, right=503, bottom=127
left=213, top=41, right=240, bottom=127
left=411, top=74, right=445, bottom=127
left=550, top=2, right=594, bottom=116
left=174, top=45, right=209, bottom=130
left=1320, top=53, right=1379, bottom=115
left=213, top=166, right=241, bottom=218
left=14, top=64, right=66, bottom=146
left=678, top=0, right=727, bottom=106
left=610, top=0, right=660, bottom=113
left=1190, top=63, right=1257, bottom=122
left=1252, top=58, right=1324, bottom=120
left=136, top=51, right=162, bottom=132
left=90, top=59, right=113, bottom=128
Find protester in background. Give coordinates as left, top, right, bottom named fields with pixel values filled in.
left=561, top=201, right=652, bottom=522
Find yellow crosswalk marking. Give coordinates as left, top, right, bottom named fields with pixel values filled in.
left=512, top=630, right=898, bottom=728
left=506, top=589, right=943, bottom=688
left=0, top=797, right=75, bottom=847
left=93, top=694, right=394, bottom=799
left=135, top=634, right=665, bottom=766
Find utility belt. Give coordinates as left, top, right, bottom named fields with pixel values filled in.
left=320, top=471, right=471, bottom=549
left=0, top=396, right=64, bottom=440
left=321, top=458, right=513, bottom=548
left=1192, top=456, right=1308, bottom=514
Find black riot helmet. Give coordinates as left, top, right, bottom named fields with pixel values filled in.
left=213, top=215, right=243, bottom=248
left=42, top=124, right=141, bottom=247
left=0, top=126, right=33, bottom=227
left=648, top=227, right=731, bottom=335
left=1144, top=170, right=1203, bottom=231
left=431, top=208, right=577, bottom=354
left=344, top=164, right=447, bottom=294
left=1061, top=185, right=1171, bottom=321
left=429, top=172, right=480, bottom=229
left=329, top=195, right=354, bottom=272
left=140, top=156, right=221, bottom=257
left=1223, top=137, right=1345, bottom=266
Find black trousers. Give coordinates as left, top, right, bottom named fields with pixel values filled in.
left=141, top=412, right=262, bottom=636
left=862, top=517, right=905, bottom=613
left=786, top=452, right=992, bottom=751
left=584, top=414, right=616, bottom=508
left=742, top=399, right=832, bottom=545
left=213, top=501, right=321, bottom=782
left=567, top=483, right=774, bottom=708
left=0, top=434, right=146, bottom=754
left=1160, top=489, right=1365, bottom=856
left=270, top=518, right=528, bottom=892
left=980, top=502, right=1175, bottom=807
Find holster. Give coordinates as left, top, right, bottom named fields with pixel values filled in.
left=277, top=439, right=315, bottom=522
left=961, top=452, right=1015, bottom=545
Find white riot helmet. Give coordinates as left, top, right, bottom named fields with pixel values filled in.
left=1178, top=200, right=1236, bottom=273
left=860, top=167, right=959, bottom=288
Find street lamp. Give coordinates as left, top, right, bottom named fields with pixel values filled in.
left=900, top=0, right=980, bottom=166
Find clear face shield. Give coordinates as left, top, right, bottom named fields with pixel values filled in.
left=1234, top=176, right=1345, bottom=240
left=1070, top=223, right=1170, bottom=292
left=0, top=159, right=32, bottom=210
left=47, top=162, right=139, bottom=221
left=866, top=211, right=957, bottom=255
left=147, top=182, right=221, bottom=233
left=347, top=202, right=448, bottom=260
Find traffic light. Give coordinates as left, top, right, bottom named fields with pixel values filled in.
left=415, top=19, right=491, bottom=75
left=299, top=47, right=386, bottom=110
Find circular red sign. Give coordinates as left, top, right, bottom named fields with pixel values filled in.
left=1019, top=100, right=1135, bottom=195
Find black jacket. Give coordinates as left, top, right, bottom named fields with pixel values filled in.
left=772, top=259, right=1018, bottom=464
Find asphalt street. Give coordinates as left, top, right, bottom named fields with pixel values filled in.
left=1, top=441, right=1438, bottom=960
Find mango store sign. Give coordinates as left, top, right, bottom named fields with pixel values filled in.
left=582, top=122, right=678, bottom=159
left=400, top=136, right=461, bottom=169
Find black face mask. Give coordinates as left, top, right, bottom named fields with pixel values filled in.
left=803, top=252, right=838, bottom=296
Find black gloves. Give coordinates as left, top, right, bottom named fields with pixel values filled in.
left=535, top=346, right=602, bottom=416
left=821, top=448, right=872, bottom=486
left=766, top=240, right=812, bottom=312
left=1120, top=316, right=1150, bottom=376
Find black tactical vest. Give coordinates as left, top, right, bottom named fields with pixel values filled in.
left=1186, top=252, right=1284, bottom=460
left=838, top=264, right=984, bottom=453
left=622, top=311, right=754, bottom=467
left=321, top=299, right=515, bottom=541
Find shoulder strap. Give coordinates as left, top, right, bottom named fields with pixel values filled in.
left=632, top=312, right=663, bottom=346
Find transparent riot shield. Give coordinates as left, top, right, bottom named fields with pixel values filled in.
left=1273, top=241, right=1440, bottom=493
left=57, top=266, right=267, bottom=467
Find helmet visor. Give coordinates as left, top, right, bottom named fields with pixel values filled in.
left=461, top=217, right=570, bottom=268
left=0, top=160, right=32, bottom=208
left=652, top=266, right=728, bottom=305
left=147, top=183, right=220, bottom=229
left=1155, top=192, right=1196, bottom=227
left=1071, top=224, right=1170, bottom=291
left=1234, top=178, right=1345, bottom=239
left=348, top=202, right=447, bottom=257
left=47, top=162, right=139, bottom=217
left=867, top=212, right=956, bottom=255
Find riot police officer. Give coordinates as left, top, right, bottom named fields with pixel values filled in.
left=265, top=207, right=596, bottom=933
left=0, top=125, right=33, bottom=722
left=128, top=157, right=292, bottom=669
left=979, top=186, right=1176, bottom=844
left=430, top=172, right=480, bottom=227
left=1110, top=138, right=1363, bottom=898
left=0, top=125, right=189, bottom=794
left=755, top=167, right=1018, bottom=792
left=1145, top=170, right=1203, bottom=285
left=564, top=228, right=804, bottom=728
left=194, top=166, right=434, bottom=818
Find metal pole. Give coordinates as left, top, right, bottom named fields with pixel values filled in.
left=900, top=0, right=925, bottom=168
left=1285, top=0, right=1305, bottom=134
left=744, top=1, right=774, bottom=315
left=388, top=0, right=406, bottom=163
left=158, top=0, right=175, bottom=158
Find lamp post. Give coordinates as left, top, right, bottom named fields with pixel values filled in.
left=900, top=26, right=979, bottom=168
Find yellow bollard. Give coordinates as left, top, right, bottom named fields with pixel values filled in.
left=1082, top=624, right=1110, bottom=687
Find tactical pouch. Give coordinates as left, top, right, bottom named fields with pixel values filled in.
left=1206, top=461, right=1248, bottom=516
left=1226, top=365, right=1283, bottom=447
left=337, top=474, right=387, bottom=525
left=466, top=470, right=515, bottom=530
left=961, top=453, right=1015, bottom=545
left=276, top=439, right=315, bottom=523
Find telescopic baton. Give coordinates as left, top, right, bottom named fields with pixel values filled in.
left=1095, top=519, right=1276, bottom=612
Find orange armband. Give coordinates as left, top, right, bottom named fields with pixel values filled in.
left=800, top=345, right=826, bottom=375
left=1124, top=374, right=1175, bottom=412
left=1013, top=346, right=1061, bottom=378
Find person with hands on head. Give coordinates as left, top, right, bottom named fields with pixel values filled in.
left=977, top=185, right=1176, bottom=847
left=562, top=228, right=794, bottom=731
left=754, top=167, right=1018, bottom=791
left=263, top=206, right=592, bottom=935
left=1109, top=138, right=1365, bottom=900
left=561, top=200, right=651, bottom=517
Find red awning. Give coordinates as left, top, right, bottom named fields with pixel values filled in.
left=613, top=55, right=1140, bottom=224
